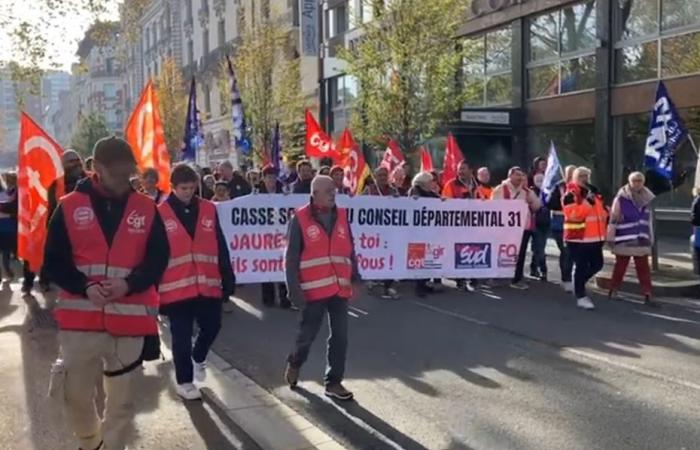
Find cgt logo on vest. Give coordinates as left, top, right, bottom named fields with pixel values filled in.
left=127, top=210, right=147, bottom=233
left=73, top=206, right=95, bottom=229
left=336, top=224, right=346, bottom=239
left=201, top=218, right=214, bottom=231
left=306, top=224, right=322, bottom=241
left=164, top=219, right=178, bottom=233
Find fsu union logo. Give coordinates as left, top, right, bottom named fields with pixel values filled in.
left=454, top=243, right=492, bottom=269
left=406, top=242, right=444, bottom=270
left=164, top=219, right=178, bottom=233
left=201, top=217, right=214, bottom=230
left=126, top=210, right=147, bottom=233
left=306, top=225, right=321, bottom=241
left=73, top=207, right=95, bottom=227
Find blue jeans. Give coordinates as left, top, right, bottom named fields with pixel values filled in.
left=567, top=242, right=604, bottom=299
left=530, top=227, right=549, bottom=275
left=288, top=296, right=348, bottom=385
left=552, top=230, right=573, bottom=282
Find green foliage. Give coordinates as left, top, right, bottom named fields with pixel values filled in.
left=70, top=112, right=110, bottom=157
left=155, top=57, right=188, bottom=160
left=338, top=0, right=469, bottom=156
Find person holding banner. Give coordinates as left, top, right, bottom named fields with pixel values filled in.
left=44, top=137, right=168, bottom=450
left=259, top=165, right=292, bottom=309
left=530, top=173, right=551, bottom=281
left=607, top=172, right=657, bottom=307
left=562, top=167, right=608, bottom=310
left=158, top=164, right=235, bottom=400
left=492, top=167, right=541, bottom=290
left=442, top=160, right=476, bottom=199
left=220, top=161, right=251, bottom=199
left=409, top=172, right=442, bottom=297
left=284, top=175, right=359, bottom=401
left=330, top=166, right=352, bottom=195
left=391, top=165, right=410, bottom=196
left=547, top=165, right=576, bottom=293
left=475, top=167, right=493, bottom=200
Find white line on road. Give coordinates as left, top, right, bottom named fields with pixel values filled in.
left=349, top=306, right=369, bottom=315
left=408, top=299, right=700, bottom=393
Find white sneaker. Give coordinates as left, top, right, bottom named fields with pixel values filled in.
left=176, top=382, right=202, bottom=400
left=562, top=282, right=573, bottom=293
left=577, top=296, right=595, bottom=310
left=193, top=360, right=207, bottom=383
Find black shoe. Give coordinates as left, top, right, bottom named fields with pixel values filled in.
left=39, top=281, right=51, bottom=292
left=644, top=295, right=660, bottom=308
left=280, top=299, right=292, bottom=309
left=540, top=273, right=548, bottom=282
left=21, top=285, right=31, bottom=295
left=262, top=299, right=275, bottom=308
left=284, top=363, right=299, bottom=388
left=325, top=383, right=354, bottom=401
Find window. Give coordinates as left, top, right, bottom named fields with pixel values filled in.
left=203, top=29, right=210, bottom=55
left=528, top=121, right=597, bottom=182
left=103, top=83, right=117, bottom=99
left=527, top=1, right=597, bottom=99
left=329, top=75, right=358, bottom=133
left=186, top=0, right=193, bottom=21
left=463, top=25, right=513, bottom=107
left=145, top=27, right=151, bottom=49
left=105, top=58, right=115, bottom=75
left=188, top=40, right=194, bottom=65
left=327, top=6, right=347, bottom=38
left=218, top=19, right=226, bottom=47
left=615, top=0, right=700, bottom=83
left=154, top=61, right=159, bottom=77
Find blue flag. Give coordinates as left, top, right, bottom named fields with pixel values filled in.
left=644, top=81, right=687, bottom=180
left=270, top=122, right=289, bottom=181
left=227, top=56, right=251, bottom=155
left=542, top=141, right=562, bottom=203
left=182, top=77, right=203, bottom=162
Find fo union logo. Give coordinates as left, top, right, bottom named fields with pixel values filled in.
left=454, top=243, right=491, bottom=269
left=126, top=210, right=147, bottom=233
left=497, top=244, right=518, bottom=267
left=406, top=242, right=444, bottom=270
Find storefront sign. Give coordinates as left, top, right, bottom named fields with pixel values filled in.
left=460, top=111, right=510, bottom=125
left=217, top=194, right=527, bottom=283
left=471, top=0, right=530, bottom=17
left=300, top=0, right=319, bottom=57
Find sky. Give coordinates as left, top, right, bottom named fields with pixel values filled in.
left=0, top=0, right=120, bottom=72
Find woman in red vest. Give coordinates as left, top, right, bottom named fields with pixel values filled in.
left=158, top=164, right=235, bottom=400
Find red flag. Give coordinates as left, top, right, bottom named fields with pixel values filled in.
left=125, top=80, right=171, bottom=193
left=17, top=113, right=65, bottom=272
left=338, top=129, right=370, bottom=195
left=443, top=132, right=463, bottom=183
left=305, top=109, right=339, bottom=161
left=419, top=146, right=433, bottom=172
left=379, top=139, right=405, bottom=171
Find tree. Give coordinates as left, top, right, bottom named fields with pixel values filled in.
left=226, top=7, right=306, bottom=165
left=70, top=112, right=110, bottom=157
left=338, top=0, right=469, bottom=157
left=155, top=57, right=187, bottom=160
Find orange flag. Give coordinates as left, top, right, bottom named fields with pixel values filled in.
left=443, top=132, right=463, bottom=182
left=305, top=109, right=340, bottom=162
left=125, top=80, right=171, bottom=193
left=338, top=128, right=370, bottom=195
left=419, top=146, right=433, bottom=172
left=17, top=113, right=65, bottom=272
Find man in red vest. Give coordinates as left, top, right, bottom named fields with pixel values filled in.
left=44, top=137, right=169, bottom=450
left=158, top=164, right=235, bottom=400
left=284, top=175, right=359, bottom=401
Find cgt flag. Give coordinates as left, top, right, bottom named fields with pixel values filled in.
left=17, top=113, right=65, bottom=273
left=338, top=128, right=369, bottom=195
left=419, top=146, right=433, bottom=172
left=644, top=81, right=687, bottom=180
left=443, top=133, right=463, bottom=183
left=305, top=109, right=339, bottom=161
left=125, top=80, right=171, bottom=193
left=380, top=139, right=405, bottom=171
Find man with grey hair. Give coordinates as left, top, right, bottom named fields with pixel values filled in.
left=284, top=175, right=359, bottom=401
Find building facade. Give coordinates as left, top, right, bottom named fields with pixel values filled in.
left=41, top=71, right=71, bottom=140
left=320, top=0, right=700, bottom=218
left=141, top=0, right=184, bottom=82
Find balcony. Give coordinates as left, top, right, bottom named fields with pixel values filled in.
left=184, top=16, right=194, bottom=36
left=198, top=5, right=210, bottom=26
left=213, top=0, right=225, bottom=17
left=197, top=42, right=234, bottom=75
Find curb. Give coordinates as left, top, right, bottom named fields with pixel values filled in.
left=201, top=351, right=346, bottom=450
left=594, top=273, right=700, bottom=299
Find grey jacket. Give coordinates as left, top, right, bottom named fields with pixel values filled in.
left=284, top=204, right=360, bottom=304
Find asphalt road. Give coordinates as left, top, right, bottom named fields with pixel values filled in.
left=214, top=279, right=700, bottom=450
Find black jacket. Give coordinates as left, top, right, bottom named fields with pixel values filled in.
left=293, top=179, right=312, bottom=194
left=44, top=177, right=169, bottom=297
left=158, top=195, right=236, bottom=315
left=692, top=196, right=700, bottom=227
left=259, top=180, right=284, bottom=194
left=48, top=171, right=87, bottom=221
left=228, top=174, right=252, bottom=198
left=546, top=180, right=566, bottom=212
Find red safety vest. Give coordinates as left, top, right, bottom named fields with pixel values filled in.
left=157, top=200, right=223, bottom=305
left=296, top=205, right=353, bottom=302
left=54, top=191, right=159, bottom=336
left=563, top=183, right=608, bottom=243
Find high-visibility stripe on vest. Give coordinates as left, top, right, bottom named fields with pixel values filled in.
left=55, top=191, right=159, bottom=336
left=563, top=183, right=608, bottom=243
left=295, top=204, right=353, bottom=302
left=158, top=199, right=222, bottom=305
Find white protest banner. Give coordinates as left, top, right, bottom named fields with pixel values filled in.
left=216, top=194, right=528, bottom=284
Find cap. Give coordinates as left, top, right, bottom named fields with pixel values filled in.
left=93, top=137, right=137, bottom=166
left=330, top=165, right=344, bottom=175
left=62, top=149, right=82, bottom=163
left=262, top=164, right=278, bottom=176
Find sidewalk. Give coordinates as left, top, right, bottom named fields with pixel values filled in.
left=0, top=282, right=343, bottom=450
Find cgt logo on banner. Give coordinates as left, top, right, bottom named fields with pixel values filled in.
left=455, top=243, right=491, bottom=269
left=407, top=243, right=444, bottom=270
left=498, top=244, right=518, bottom=267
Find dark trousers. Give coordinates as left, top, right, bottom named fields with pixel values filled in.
left=166, top=299, right=222, bottom=384
left=513, top=230, right=533, bottom=282
left=530, top=227, right=549, bottom=275
left=261, top=283, right=289, bottom=306
left=288, top=296, right=348, bottom=386
left=22, top=261, right=35, bottom=291
left=552, top=230, right=573, bottom=282
left=567, top=242, right=604, bottom=299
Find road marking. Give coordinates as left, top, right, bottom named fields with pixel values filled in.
left=409, top=299, right=700, bottom=392
left=350, top=306, right=369, bottom=315
left=634, top=310, right=700, bottom=324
